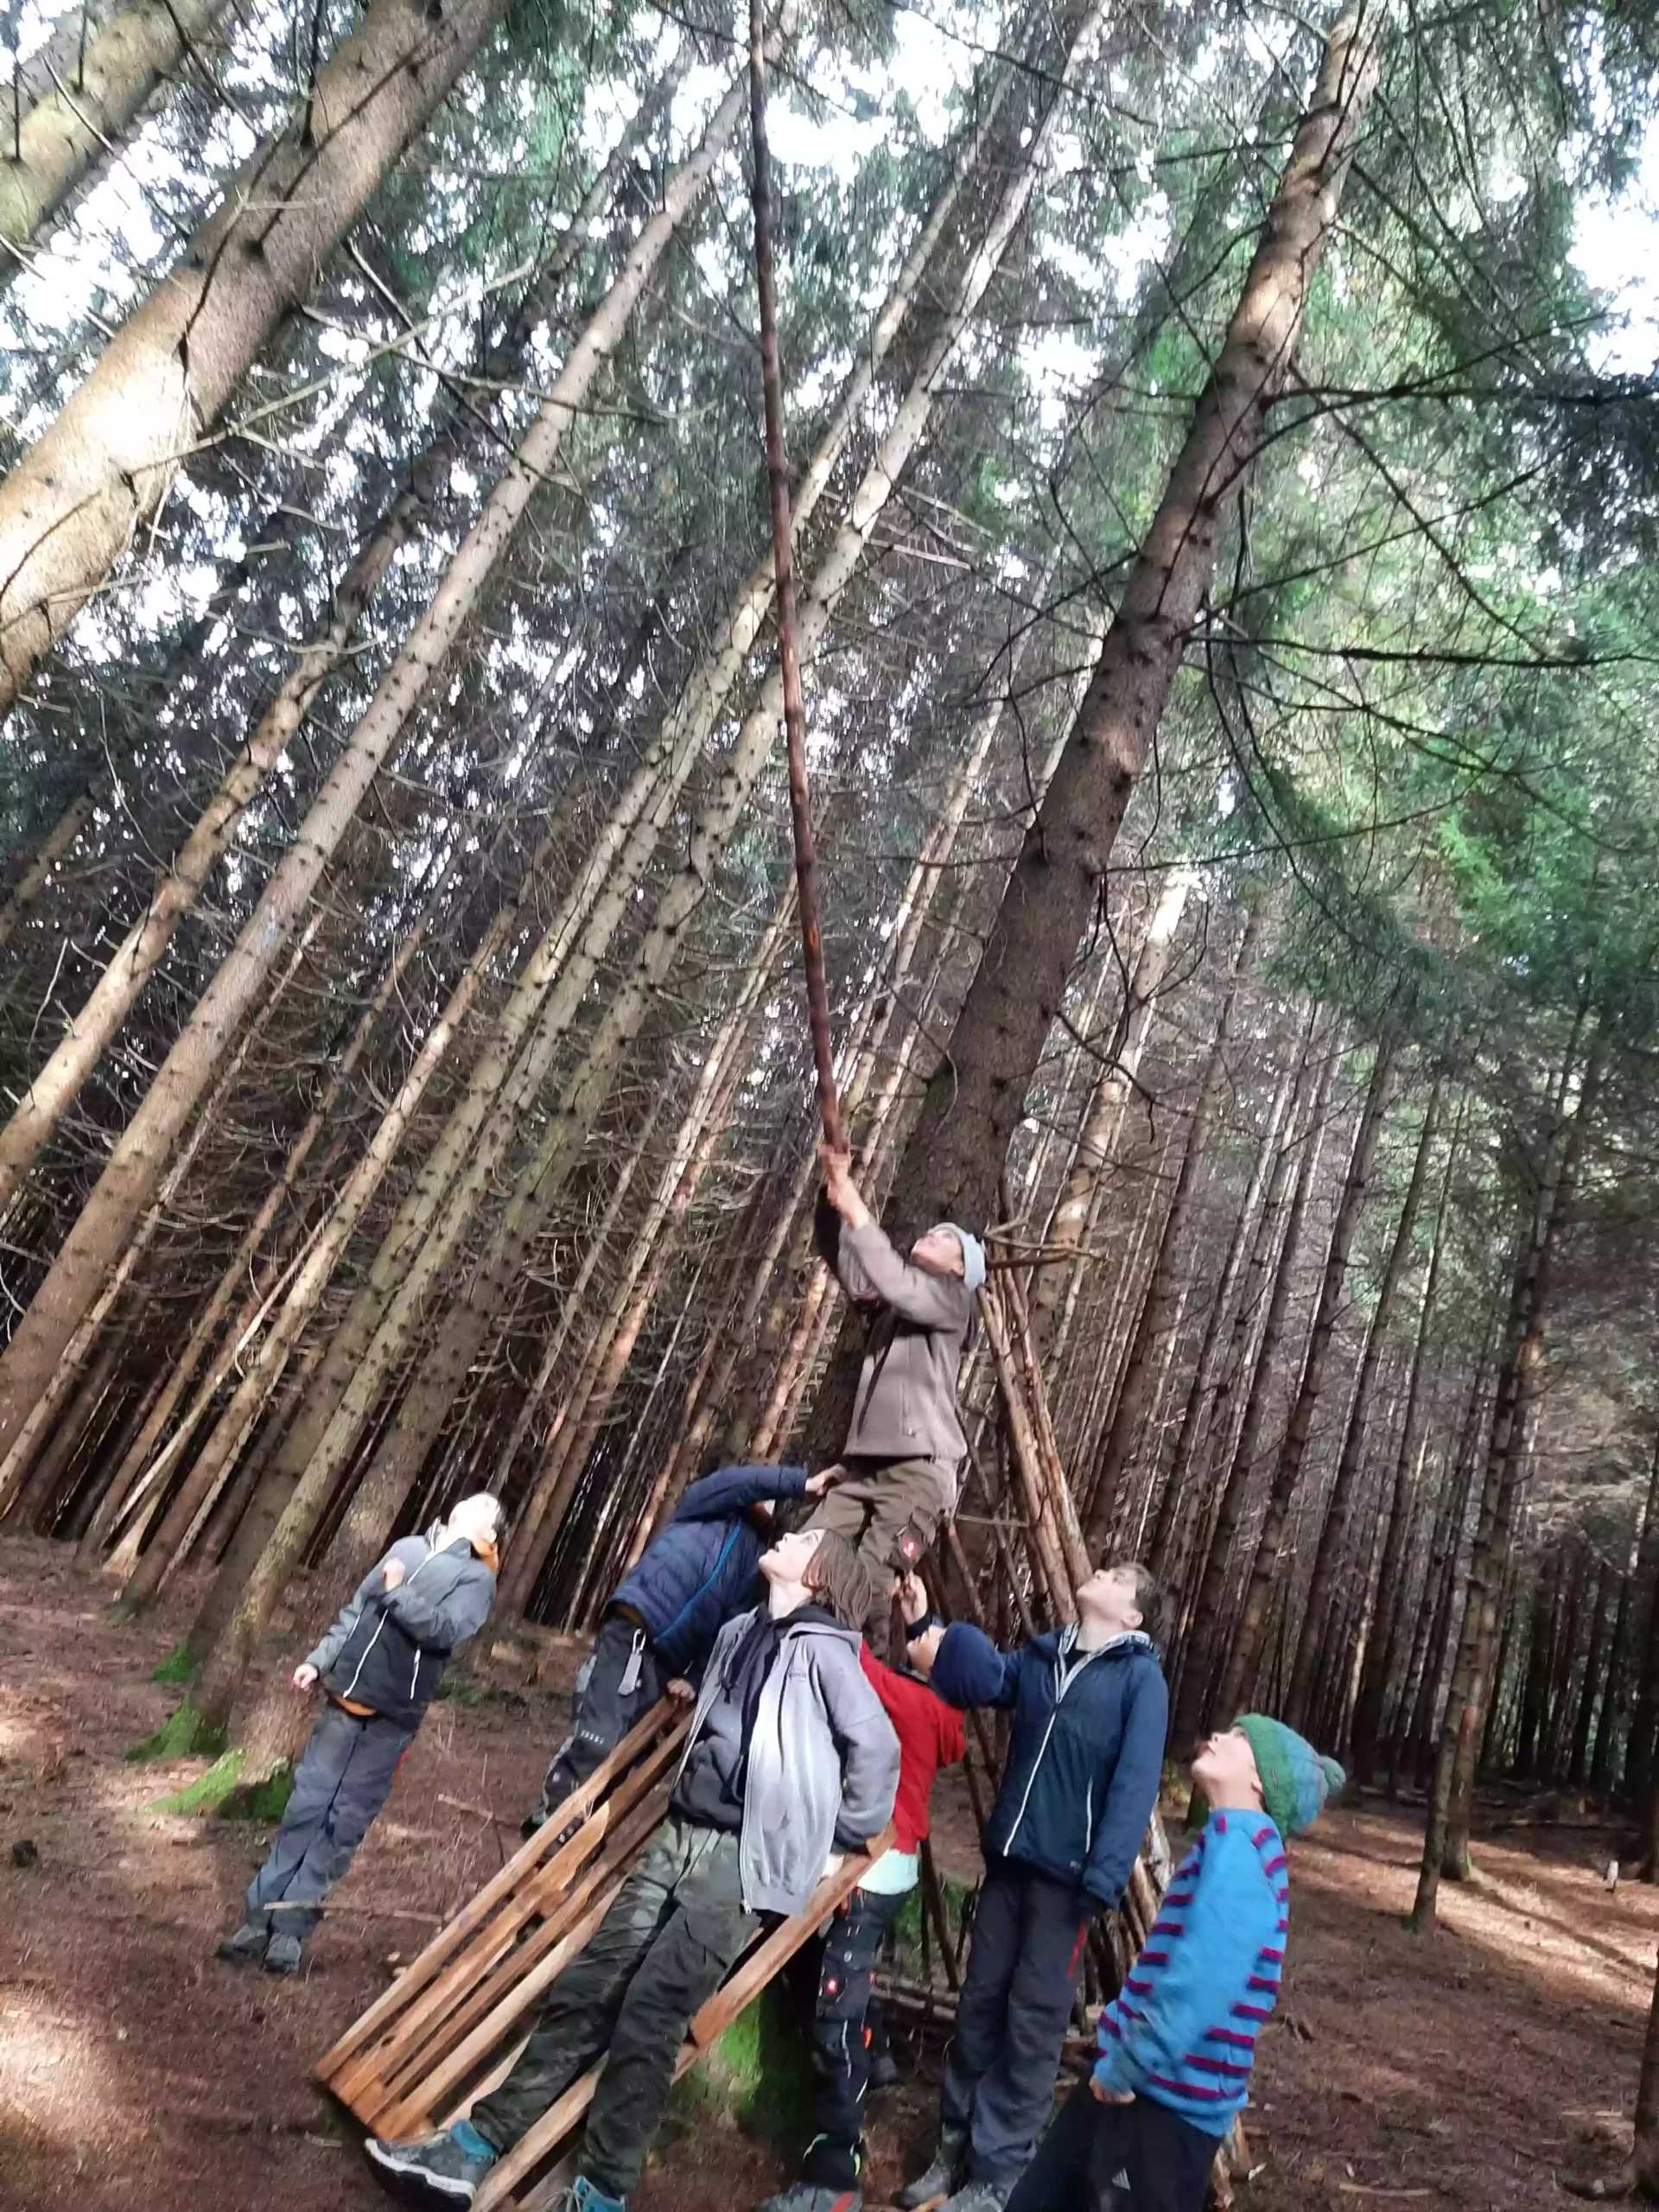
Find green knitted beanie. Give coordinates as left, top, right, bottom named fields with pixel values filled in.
left=1234, top=1713, right=1345, bottom=1837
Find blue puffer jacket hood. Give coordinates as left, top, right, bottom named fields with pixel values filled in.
left=931, top=1620, right=1168, bottom=1909
left=610, top=1463, right=810, bottom=1676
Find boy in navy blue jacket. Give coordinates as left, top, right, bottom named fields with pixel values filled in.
left=1007, top=1713, right=1343, bottom=2212
left=902, top=1562, right=1169, bottom=2212
left=526, top=1462, right=834, bottom=1833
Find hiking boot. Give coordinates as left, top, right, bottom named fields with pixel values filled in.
left=868, top=2049, right=901, bottom=2092
left=214, top=1922, right=268, bottom=1965
left=939, top=2185, right=1011, bottom=2212
left=898, top=2129, right=967, bottom=2209
left=366, top=2121, right=498, bottom=2202
left=756, top=2186, right=863, bottom=2212
left=262, top=1931, right=303, bottom=1975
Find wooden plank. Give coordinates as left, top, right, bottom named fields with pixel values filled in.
left=332, top=1721, right=688, bottom=2112
left=687, top=1830, right=892, bottom=2050
left=472, top=2062, right=606, bottom=2212
left=368, top=1794, right=664, bottom=2118
left=367, top=1780, right=675, bottom=2136
left=315, top=1700, right=686, bottom=2087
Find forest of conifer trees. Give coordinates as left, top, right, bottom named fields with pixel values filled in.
left=3, top=0, right=1659, bottom=2199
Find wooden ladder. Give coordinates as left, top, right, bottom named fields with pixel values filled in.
left=315, top=1696, right=892, bottom=2211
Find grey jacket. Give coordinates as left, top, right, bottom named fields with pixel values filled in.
left=678, top=1604, right=900, bottom=1915
left=817, top=1198, right=975, bottom=1469
left=308, top=1526, right=496, bottom=1728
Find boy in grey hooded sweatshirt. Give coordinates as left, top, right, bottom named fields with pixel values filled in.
left=366, top=1525, right=899, bottom=2212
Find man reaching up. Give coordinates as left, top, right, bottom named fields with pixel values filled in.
left=809, top=1145, right=984, bottom=1610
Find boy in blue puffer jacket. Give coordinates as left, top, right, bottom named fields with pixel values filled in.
left=901, top=1561, right=1169, bottom=2212
left=525, top=1462, right=836, bottom=1833
left=1007, top=1714, right=1343, bottom=2212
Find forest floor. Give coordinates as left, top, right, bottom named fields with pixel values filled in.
left=0, top=1529, right=1649, bottom=2212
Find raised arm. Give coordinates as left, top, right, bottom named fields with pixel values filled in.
left=1083, top=1667, right=1168, bottom=1910
left=673, top=1463, right=810, bottom=1522
left=815, top=1185, right=880, bottom=1306
left=840, top=1217, right=972, bottom=1329
left=929, top=1621, right=1024, bottom=1710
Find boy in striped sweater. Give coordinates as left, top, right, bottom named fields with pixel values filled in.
left=1007, top=1713, right=1343, bottom=2212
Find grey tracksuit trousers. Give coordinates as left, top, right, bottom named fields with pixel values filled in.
left=243, top=1701, right=413, bottom=1940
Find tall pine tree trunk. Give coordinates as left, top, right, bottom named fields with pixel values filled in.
left=1414, top=1027, right=1603, bottom=1924
left=1351, top=1103, right=1460, bottom=1780
left=1027, top=868, right=1197, bottom=1367
left=817, top=5, right=1382, bottom=1275
left=86, top=849, right=458, bottom=1576
left=0, top=777, right=99, bottom=955
left=0, top=0, right=508, bottom=715
left=1569, top=1557, right=1613, bottom=1786
left=1148, top=1048, right=1297, bottom=1580
left=1173, top=1032, right=1335, bottom=1745
left=0, top=915, right=318, bottom=1522
left=0, top=0, right=238, bottom=273
left=486, top=1090, right=673, bottom=1522
left=1084, top=909, right=1258, bottom=1542
left=1600, top=1433, right=1659, bottom=1794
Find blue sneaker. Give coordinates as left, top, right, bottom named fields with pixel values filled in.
left=366, top=2120, right=498, bottom=2202
left=557, top=2178, right=626, bottom=2212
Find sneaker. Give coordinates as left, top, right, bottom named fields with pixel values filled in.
left=939, top=2186, right=1011, bottom=2212
left=262, top=1931, right=303, bottom=1975
left=554, top=2180, right=626, bottom=2212
left=214, top=1922, right=268, bottom=1965
left=365, top=2121, right=497, bottom=2202
left=756, top=2187, right=862, bottom=2212
left=898, top=2131, right=967, bottom=2210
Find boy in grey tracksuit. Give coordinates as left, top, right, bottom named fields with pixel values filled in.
left=809, top=1145, right=985, bottom=1599
left=215, top=1494, right=500, bottom=1976
left=367, top=1525, right=900, bottom=2212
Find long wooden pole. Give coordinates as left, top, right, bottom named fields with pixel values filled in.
left=747, top=0, right=845, bottom=1152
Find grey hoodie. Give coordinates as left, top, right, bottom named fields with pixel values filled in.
left=307, top=1524, right=496, bottom=1726
left=677, top=1604, right=900, bottom=1915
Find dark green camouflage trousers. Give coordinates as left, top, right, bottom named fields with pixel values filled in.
left=469, top=1815, right=759, bottom=2196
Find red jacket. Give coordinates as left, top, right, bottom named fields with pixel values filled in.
left=861, top=1645, right=965, bottom=1853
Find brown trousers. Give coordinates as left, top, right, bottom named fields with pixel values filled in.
left=806, top=1454, right=956, bottom=1584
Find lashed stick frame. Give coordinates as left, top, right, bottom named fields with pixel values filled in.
left=315, top=1697, right=893, bottom=2211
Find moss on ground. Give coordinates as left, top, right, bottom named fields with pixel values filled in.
left=127, top=1702, right=226, bottom=1764
left=667, top=1977, right=814, bottom=2153
left=147, top=1748, right=296, bottom=1821
left=150, top=1747, right=245, bottom=1815
left=150, top=1643, right=197, bottom=1686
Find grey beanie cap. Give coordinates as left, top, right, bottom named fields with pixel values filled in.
left=931, top=1222, right=987, bottom=1294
